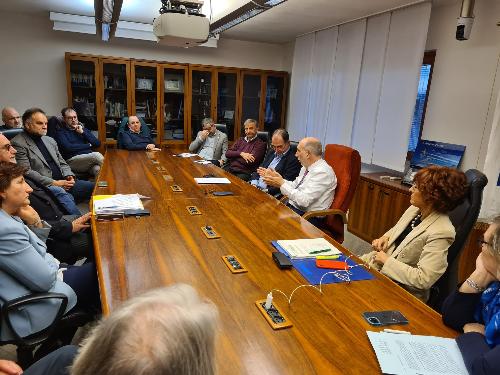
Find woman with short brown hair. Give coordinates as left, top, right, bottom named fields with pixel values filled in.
left=361, top=166, right=469, bottom=301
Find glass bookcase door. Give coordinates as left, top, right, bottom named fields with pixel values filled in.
left=191, top=70, right=212, bottom=140
left=264, top=75, right=285, bottom=134
left=134, top=65, right=158, bottom=141
left=69, top=59, right=98, bottom=133
left=163, top=68, right=186, bottom=142
left=217, top=72, right=237, bottom=141
left=240, top=73, right=262, bottom=136
left=103, top=62, right=129, bottom=141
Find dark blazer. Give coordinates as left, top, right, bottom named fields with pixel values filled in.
left=250, top=147, right=301, bottom=196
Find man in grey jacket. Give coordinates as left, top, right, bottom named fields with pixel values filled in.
left=11, top=108, right=94, bottom=203
left=189, top=118, right=228, bottom=167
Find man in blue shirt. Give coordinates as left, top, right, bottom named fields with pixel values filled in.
left=250, top=129, right=301, bottom=197
left=54, top=107, right=103, bottom=177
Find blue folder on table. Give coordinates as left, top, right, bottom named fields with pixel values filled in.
left=271, top=241, right=374, bottom=285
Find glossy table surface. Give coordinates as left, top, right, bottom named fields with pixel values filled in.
left=91, top=149, right=457, bottom=375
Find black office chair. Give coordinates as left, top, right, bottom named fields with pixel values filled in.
left=47, top=116, right=65, bottom=139
left=289, top=140, right=299, bottom=153
left=0, top=128, right=23, bottom=140
left=0, top=293, right=92, bottom=368
left=257, top=131, right=269, bottom=145
left=215, top=124, right=227, bottom=134
left=427, top=169, right=488, bottom=312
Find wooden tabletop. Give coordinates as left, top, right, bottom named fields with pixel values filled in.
left=91, top=149, right=457, bottom=375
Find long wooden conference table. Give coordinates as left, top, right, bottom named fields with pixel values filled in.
left=91, top=149, right=458, bottom=374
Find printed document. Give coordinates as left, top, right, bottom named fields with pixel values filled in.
left=366, top=331, right=467, bottom=375
left=93, top=194, right=144, bottom=214
left=276, top=238, right=341, bottom=259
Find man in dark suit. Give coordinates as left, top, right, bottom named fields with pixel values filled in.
left=250, top=129, right=301, bottom=197
left=11, top=108, right=94, bottom=202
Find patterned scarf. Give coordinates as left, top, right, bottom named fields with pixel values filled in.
left=475, top=280, right=500, bottom=347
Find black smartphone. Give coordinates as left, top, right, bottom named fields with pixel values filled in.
left=212, top=191, right=234, bottom=196
left=362, top=310, right=408, bottom=326
left=272, top=252, right=293, bottom=269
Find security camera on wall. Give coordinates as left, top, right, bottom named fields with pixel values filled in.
left=456, top=16, right=474, bottom=41
left=153, top=0, right=209, bottom=47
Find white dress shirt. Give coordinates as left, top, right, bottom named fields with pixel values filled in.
left=280, top=158, right=337, bottom=212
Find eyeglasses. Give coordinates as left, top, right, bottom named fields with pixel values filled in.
left=477, top=238, right=493, bottom=247
left=1, top=144, right=13, bottom=151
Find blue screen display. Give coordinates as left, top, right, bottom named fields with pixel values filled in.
left=411, top=140, right=466, bottom=169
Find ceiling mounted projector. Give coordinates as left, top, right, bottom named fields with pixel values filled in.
left=153, top=0, right=209, bottom=47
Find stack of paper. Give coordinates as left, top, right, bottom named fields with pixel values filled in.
left=367, top=331, right=468, bottom=375
left=275, top=238, right=341, bottom=259
left=93, top=194, right=144, bottom=215
left=175, top=153, right=197, bottom=158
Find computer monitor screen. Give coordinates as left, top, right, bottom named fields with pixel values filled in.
left=410, top=140, right=466, bottom=169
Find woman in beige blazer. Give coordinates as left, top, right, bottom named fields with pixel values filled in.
left=361, top=166, right=468, bottom=301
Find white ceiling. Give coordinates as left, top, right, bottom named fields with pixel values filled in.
left=0, top=0, right=460, bottom=44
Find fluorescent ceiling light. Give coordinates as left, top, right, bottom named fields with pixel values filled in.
left=49, top=12, right=218, bottom=47
left=209, top=0, right=287, bottom=36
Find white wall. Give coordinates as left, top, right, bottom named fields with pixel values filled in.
left=423, top=0, right=500, bottom=172
left=0, top=11, right=288, bottom=116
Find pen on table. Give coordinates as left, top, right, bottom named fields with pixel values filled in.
left=309, top=249, right=331, bottom=255
left=383, top=329, right=410, bottom=335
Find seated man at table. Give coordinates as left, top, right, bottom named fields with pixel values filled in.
left=189, top=118, right=228, bottom=167
left=70, top=284, right=218, bottom=375
left=118, top=116, right=158, bottom=151
left=262, top=137, right=336, bottom=225
left=250, top=129, right=301, bottom=197
left=224, top=119, right=266, bottom=181
left=1, top=107, right=22, bottom=130
left=53, top=107, right=103, bottom=177
left=0, top=133, right=93, bottom=264
left=11, top=108, right=95, bottom=203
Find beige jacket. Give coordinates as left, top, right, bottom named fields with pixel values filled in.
left=360, top=205, right=455, bottom=301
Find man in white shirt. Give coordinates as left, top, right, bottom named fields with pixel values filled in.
left=262, top=137, right=336, bottom=216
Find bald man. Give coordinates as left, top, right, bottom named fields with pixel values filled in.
left=118, top=116, right=158, bottom=151
left=262, top=137, right=337, bottom=216
left=1, top=107, right=22, bottom=130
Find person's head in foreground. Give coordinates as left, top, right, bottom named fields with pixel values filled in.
left=70, top=284, right=218, bottom=375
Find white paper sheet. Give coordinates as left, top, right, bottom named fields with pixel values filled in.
left=93, top=194, right=144, bottom=214
left=276, top=238, right=341, bottom=259
left=366, top=331, right=468, bottom=375
left=194, top=178, right=231, bottom=184
left=174, top=153, right=197, bottom=158
left=194, top=160, right=212, bottom=165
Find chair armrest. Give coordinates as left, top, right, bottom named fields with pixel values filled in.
left=2, top=292, right=68, bottom=345
left=302, top=209, right=347, bottom=224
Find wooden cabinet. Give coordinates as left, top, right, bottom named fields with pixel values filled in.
left=348, top=173, right=411, bottom=243
left=66, top=53, right=288, bottom=146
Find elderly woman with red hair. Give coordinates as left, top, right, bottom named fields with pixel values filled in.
left=361, top=166, right=469, bottom=301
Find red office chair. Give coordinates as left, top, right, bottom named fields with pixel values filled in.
left=302, top=144, right=361, bottom=243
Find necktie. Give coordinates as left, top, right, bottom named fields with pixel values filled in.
left=295, top=170, right=309, bottom=188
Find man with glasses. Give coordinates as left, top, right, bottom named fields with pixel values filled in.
left=53, top=107, right=103, bottom=177
left=189, top=118, right=228, bottom=167
left=0, top=107, right=22, bottom=130
left=250, top=129, right=301, bottom=197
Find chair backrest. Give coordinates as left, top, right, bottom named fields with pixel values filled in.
left=117, top=116, right=151, bottom=148
left=257, top=131, right=269, bottom=145
left=428, top=169, right=488, bottom=312
left=215, top=124, right=227, bottom=134
left=47, top=116, right=65, bottom=139
left=0, top=128, right=23, bottom=140
left=322, top=144, right=361, bottom=243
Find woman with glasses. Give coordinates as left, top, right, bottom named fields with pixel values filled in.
left=361, top=166, right=468, bottom=301
left=442, top=216, right=500, bottom=375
